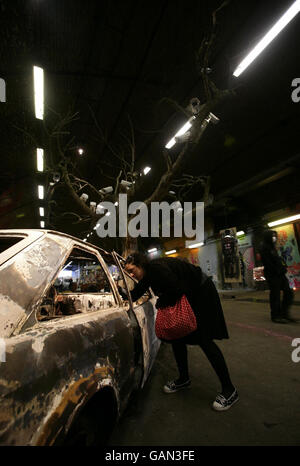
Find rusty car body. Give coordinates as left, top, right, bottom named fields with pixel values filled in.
left=0, top=229, right=160, bottom=445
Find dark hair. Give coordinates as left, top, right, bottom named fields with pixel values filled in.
left=262, top=229, right=277, bottom=246
left=125, top=252, right=149, bottom=269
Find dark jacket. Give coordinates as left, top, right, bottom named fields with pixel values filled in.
left=131, top=257, right=229, bottom=342
left=260, top=230, right=287, bottom=280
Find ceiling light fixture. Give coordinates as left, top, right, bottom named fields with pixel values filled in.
left=148, top=248, right=158, bottom=253
left=143, top=166, right=151, bottom=175
left=39, top=207, right=45, bottom=217
left=268, top=213, right=300, bottom=227
left=233, top=0, right=300, bottom=77
left=33, top=66, right=44, bottom=120
left=187, top=242, right=204, bottom=249
left=165, top=249, right=177, bottom=255
left=38, top=185, right=44, bottom=200
left=165, top=117, right=195, bottom=149
left=0, top=77, right=6, bottom=102
left=37, top=148, right=44, bottom=172
left=40, top=221, right=45, bottom=228
left=236, top=230, right=245, bottom=237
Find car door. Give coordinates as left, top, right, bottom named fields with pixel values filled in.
left=112, top=252, right=160, bottom=387
left=0, top=242, right=137, bottom=445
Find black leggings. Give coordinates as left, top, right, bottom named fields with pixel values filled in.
left=171, top=339, right=234, bottom=391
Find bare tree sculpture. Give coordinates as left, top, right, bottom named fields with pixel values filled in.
left=18, top=1, right=235, bottom=255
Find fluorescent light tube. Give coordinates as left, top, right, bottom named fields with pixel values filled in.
left=233, top=0, right=300, bottom=77
left=38, top=185, right=44, bottom=200
left=236, top=230, right=245, bottom=237
left=37, top=148, right=44, bottom=172
left=165, top=249, right=177, bottom=255
left=33, top=66, right=44, bottom=119
left=148, top=248, right=157, bottom=253
left=0, top=78, right=6, bottom=102
left=188, top=242, right=204, bottom=249
left=39, top=207, right=44, bottom=217
left=268, top=214, right=300, bottom=227
left=165, top=118, right=194, bottom=149
left=40, top=221, right=45, bottom=228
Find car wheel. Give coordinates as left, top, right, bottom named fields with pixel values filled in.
left=60, top=387, right=118, bottom=446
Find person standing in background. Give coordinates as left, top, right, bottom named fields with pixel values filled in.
left=260, top=230, right=295, bottom=323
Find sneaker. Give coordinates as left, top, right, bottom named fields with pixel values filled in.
left=163, top=379, right=191, bottom=394
left=212, top=389, right=239, bottom=411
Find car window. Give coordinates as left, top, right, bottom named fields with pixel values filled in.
left=110, top=252, right=152, bottom=303
left=99, top=251, right=137, bottom=299
left=54, top=248, right=112, bottom=293
left=0, top=237, right=24, bottom=254
left=37, top=247, right=117, bottom=321
left=99, top=251, right=127, bottom=293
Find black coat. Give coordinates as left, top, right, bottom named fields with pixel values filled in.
left=131, top=257, right=229, bottom=342
left=259, top=230, right=287, bottom=280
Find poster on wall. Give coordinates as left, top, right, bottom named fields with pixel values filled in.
left=273, top=224, right=300, bottom=289
left=219, top=227, right=241, bottom=283
left=238, top=234, right=255, bottom=288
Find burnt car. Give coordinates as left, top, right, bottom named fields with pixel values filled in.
left=0, top=229, right=160, bottom=445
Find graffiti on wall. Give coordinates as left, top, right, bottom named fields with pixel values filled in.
left=189, top=249, right=200, bottom=266
left=240, top=246, right=255, bottom=287
left=274, top=224, right=300, bottom=289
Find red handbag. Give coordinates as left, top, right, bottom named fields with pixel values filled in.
left=155, top=294, right=197, bottom=340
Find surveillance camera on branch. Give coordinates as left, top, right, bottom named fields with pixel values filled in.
left=186, top=97, right=201, bottom=115
left=120, top=180, right=133, bottom=188
left=99, top=186, right=113, bottom=195
left=53, top=172, right=60, bottom=183
left=90, top=202, right=96, bottom=213
left=206, top=112, right=219, bottom=125
left=80, top=193, right=89, bottom=203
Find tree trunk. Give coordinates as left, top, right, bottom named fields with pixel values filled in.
left=122, top=235, right=138, bottom=258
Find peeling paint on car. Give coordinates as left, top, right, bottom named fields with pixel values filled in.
left=0, top=230, right=160, bottom=445
left=33, top=365, right=117, bottom=446
left=0, top=295, right=26, bottom=339
left=31, top=338, right=45, bottom=354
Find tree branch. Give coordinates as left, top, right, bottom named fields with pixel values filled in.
left=59, top=212, right=92, bottom=225
left=69, top=174, right=102, bottom=200
left=143, top=86, right=234, bottom=206
left=158, top=97, right=191, bottom=119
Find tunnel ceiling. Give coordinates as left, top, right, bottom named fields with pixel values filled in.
left=0, top=0, right=300, bottom=237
